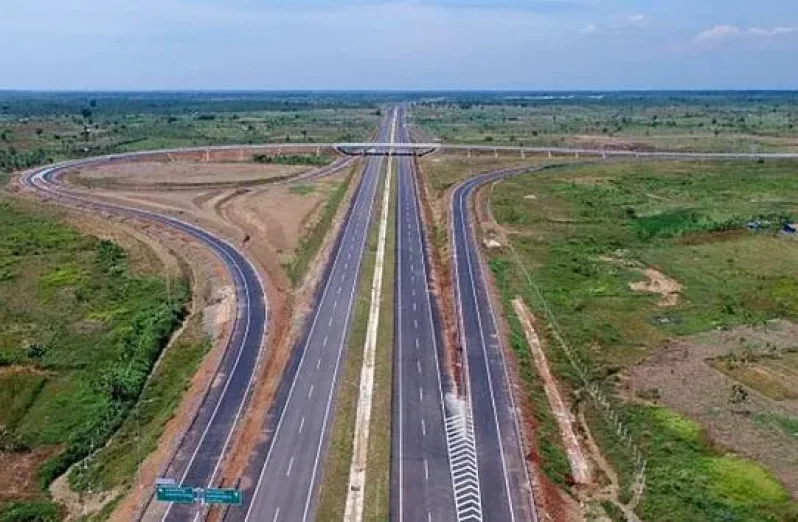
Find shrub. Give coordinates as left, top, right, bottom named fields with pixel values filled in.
left=0, top=501, right=61, bottom=522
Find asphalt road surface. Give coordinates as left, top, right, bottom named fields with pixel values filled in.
left=230, top=115, right=392, bottom=522
left=391, top=107, right=457, bottom=522
left=451, top=167, right=539, bottom=522
left=21, top=159, right=269, bottom=522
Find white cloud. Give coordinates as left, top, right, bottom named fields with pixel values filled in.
left=748, top=26, right=798, bottom=37
left=693, top=24, right=798, bottom=43
left=581, top=13, right=646, bottom=35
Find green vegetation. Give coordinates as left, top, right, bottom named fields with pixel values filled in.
left=754, top=413, right=798, bottom=441
left=629, top=406, right=794, bottom=521
left=490, top=258, right=573, bottom=487
left=363, top=159, right=396, bottom=520
left=288, top=184, right=315, bottom=196
left=486, top=159, right=798, bottom=520
left=316, top=161, right=387, bottom=521
left=0, top=197, right=189, bottom=513
left=412, top=92, right=798, bottom=152
left=0, top=148, right=51, bottom=173
left=252, top=154, right=331, bottom=166
left=70, top=315, right=209, bottom=492
left=0, top=501, right=61, bottom=522
left=285, top=166, right=356, bottom=286
left=0, top=92, right=379, bottom=173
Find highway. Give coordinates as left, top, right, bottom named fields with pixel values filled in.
left=20, top=120, right=798, bottom=522
left=451, top=166, right=538, bottom=522
left=231, top=114, right=392, bottom=522
left=20, top=158, right=269, bottom=522
left=391, top=107, right=457, bottom=522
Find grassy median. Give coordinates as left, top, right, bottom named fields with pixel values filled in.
left=315, top=161, right=389, bottom=521
left=362, top=159, right=397, bottom=521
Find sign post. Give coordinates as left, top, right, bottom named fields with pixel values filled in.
left=155, top=483, right=242, bottom=506
left=156, top=486, right=196, bottom=504
left=203, top=488, right=243, bottom=505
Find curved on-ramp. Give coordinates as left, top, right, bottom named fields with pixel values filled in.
left=18, top=146, right=349, bottom=522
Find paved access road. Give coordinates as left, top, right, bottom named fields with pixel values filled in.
left=451, top=166, right=540, bottom=522
left=391, top=106, right=457, bottom=522
left=20, top=158, right=269, bottom=522
left=231, top=115, right=392, bottom=522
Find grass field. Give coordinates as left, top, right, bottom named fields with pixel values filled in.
left=0, top=92, right=379, bottom=173
left=411, top=98, right=798, bottom=152
left=484, top=159, right=798, bottom=520
left=0, top=197, right=189, bottom=519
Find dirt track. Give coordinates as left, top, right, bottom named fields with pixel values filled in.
left=76, top=161, right=307, bottom=187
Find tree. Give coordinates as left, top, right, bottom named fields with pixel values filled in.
left=81, top=107, right=93, bottom=120
left=89, top=98, right=97, bottom=108
left=35, top=128, right=43, bottom=137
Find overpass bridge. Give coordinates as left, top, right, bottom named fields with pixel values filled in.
left=334, top=142, right=441, bottom=157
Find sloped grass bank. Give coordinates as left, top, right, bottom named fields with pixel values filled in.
left=0, top=197, right=189, bottom=517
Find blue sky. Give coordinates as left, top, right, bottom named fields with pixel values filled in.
left=2, top=0, right=796, bottom=90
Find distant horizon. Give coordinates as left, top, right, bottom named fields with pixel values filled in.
left=3, top=89, right=798, bottom=94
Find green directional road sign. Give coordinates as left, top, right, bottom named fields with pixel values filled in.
left=156, top=486, right=195, bottom=504
left=203, top=488, right=243, bottom=505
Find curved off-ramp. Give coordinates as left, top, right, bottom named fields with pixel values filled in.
left=18, top=146, right=347, bottom=522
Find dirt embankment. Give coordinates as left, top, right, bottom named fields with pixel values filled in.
left=512, top=299, right=592, bottom=486
left=412, top=156, right=463, bottom=393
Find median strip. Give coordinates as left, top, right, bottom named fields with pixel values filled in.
left=344, top=109, right=397, bottom=522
